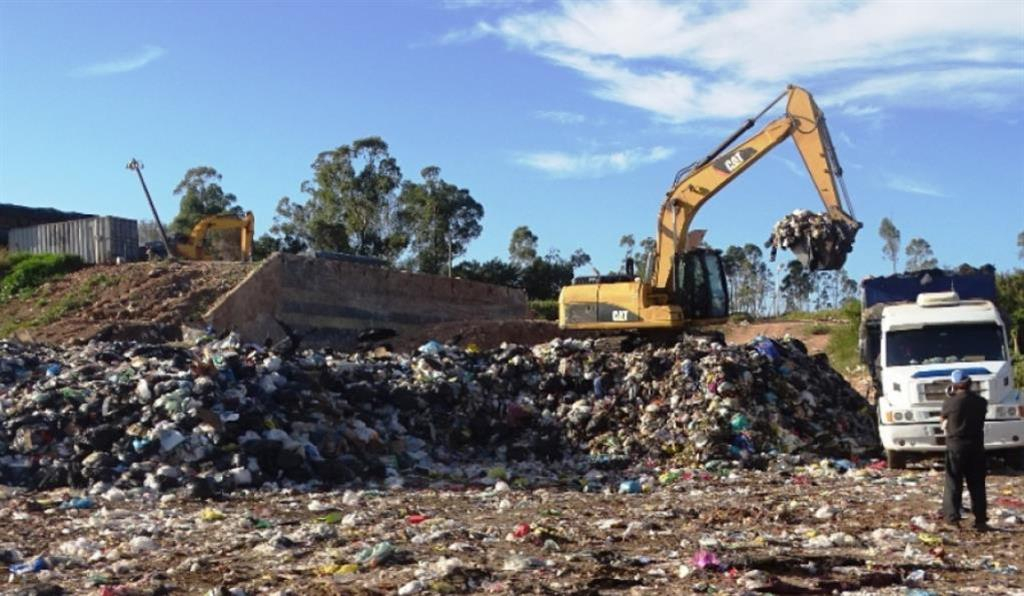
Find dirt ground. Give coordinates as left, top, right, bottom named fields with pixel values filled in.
left=0, top=261, right=252, bottom=345
left=2, top=462, right=1021, bottom=595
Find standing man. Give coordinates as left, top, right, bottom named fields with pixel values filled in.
left=940, top=370, right=989, bottom=530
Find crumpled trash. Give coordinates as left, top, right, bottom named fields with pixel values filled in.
left=691, top=550, right=720, bottom=570
left=0, top=331, right=876, bottom=494
left=619, top=480, right=642, bottom=494
left=10, top=556, right=49, bottom=575
left=354, top=541, right=395, bottom=567
left=58, top=496, right=94, bottom=510
left=765, top=209, right=858, bottom=270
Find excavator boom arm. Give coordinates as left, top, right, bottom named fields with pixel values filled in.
left=652, top=85, right=858, bottom=289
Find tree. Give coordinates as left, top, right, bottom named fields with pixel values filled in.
left=169, top=167, right=243, bottom=236
left=396, top=166, right=483, bottom=275
left=637, top=237, right=656, bottom=281
left=272, top=137, right=407, bottom=261
left=251, top=233, right=306, bottom=261
left=781, top=259, right=813, bottom=312
left=508, top=226, right=538, bottom=267
left=879, top=217, right=901, bottom=273
left=905, top=237, right=938, bottom=272
left=723, top=243, right=773, bottom=316
left=570, top=248, right=592, bottom=269
left=452, top=258, right=521, bottom=288
left=811, top=269, right=858, bottom=310
left=520, top=255, right=575, bottom=300
left=996, top=270, right=1024, bottom=354
left=619, top=234, right=635, bottom=273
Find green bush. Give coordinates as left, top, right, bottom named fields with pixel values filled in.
left=0, top=253, right=85, bottom=301
left=529, top=299, right=559, bottom=321
left=824, top=298, right=861, bottom=373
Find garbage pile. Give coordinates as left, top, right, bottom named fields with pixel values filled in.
left=0, top=334, right=878, bottom=492
left=765, top=209, right=858, bottom=270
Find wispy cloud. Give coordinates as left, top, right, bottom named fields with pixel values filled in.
left=438, top=22, right=493, bottom=45
left=886, top=175, right=949, bottom=198
left=441, top=0, right=537, bottom=10
left=840, top=105, right=881, bottom=118
left=72, top=45, right=166, bottom=78
left=534, top=110, right=585, bottom=124
left=464, top=1, right=1024, bottom=122
left=515, top=146, right=673, bottom=178
left=771, top=155, right=805, bottom=179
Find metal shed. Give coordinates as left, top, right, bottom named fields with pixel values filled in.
left=9, top=216, right=139, bottom=264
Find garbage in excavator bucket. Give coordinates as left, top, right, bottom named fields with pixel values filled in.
left=765, top=210, right=858, bottom=271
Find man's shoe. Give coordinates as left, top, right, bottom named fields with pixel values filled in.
left=973, top=522, right=991, bottom=532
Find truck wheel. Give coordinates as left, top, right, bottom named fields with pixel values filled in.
left=1005, top=448, right=1024, bottom=471
left=886, top=450, right=908, bottom=470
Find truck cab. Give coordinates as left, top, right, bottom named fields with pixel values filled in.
left=862, top=274, right=1024, bottom=469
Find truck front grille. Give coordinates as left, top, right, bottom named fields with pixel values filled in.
left=920, top=380, right=983, bottom=402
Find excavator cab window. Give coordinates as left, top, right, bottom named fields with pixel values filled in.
left=676, top=250, right=729, bottom=320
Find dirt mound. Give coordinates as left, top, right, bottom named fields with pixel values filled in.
left=0, top=261, right=252, bottom=345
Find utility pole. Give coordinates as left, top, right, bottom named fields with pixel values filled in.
left=126, top=159, right=172, bottom=259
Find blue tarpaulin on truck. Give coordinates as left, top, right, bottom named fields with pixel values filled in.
left=861, top=270, right=996, bottom=308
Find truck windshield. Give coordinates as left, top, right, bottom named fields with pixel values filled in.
left=886, top=323, right=1006, bottom=366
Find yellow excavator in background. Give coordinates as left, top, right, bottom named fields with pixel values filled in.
left=128, top=158, right=254, bottom=261
left=559, top=85, right=861, bottom=333
left=171, top=211, right=254, bottom=261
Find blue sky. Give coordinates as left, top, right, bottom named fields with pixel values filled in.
left=1, top=0, right=1022, bottom=283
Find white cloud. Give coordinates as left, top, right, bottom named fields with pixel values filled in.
left=823, top=68, right=1024, bottom=111
left=441, top=0, right=537, bottom=10
left=438, top=22, right=494, bottom=45
left=886, top=175, right=949, bottom=198
left=515, top=146, right=674, bottom=177
left=470, top=0, right=1024, bottom=122
left=840, top=105, right=882, bottom=118
left=770, top=155, right=805, bottom=179
left=534, top=110, right=586, bottom=124
left=72, top=45, right=166, bottom=77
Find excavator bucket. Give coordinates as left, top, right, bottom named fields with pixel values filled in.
left=766, top=211, right=859, bottom=271
left=789, top=235, right=850, bottom=271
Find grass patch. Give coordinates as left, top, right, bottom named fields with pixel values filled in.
left=0, top=253, right=85, bottom=301
left=529, top=299, right=559, bottom=321
left=824, top=299, right=861, bottom=373
left=779, top=308, right=844, bottom=322
left=808, top=322, right=832, bottom=335
left=0, top=271, right=113, bottom=337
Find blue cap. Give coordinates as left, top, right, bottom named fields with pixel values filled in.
left=951, top=370, right=971, bottom=385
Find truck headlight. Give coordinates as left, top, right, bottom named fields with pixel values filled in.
left=995, top=407, right=1006, bottom=418
left=894, top=412, right=904, bottom=421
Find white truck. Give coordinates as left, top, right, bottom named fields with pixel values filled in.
left=860, top=270, right=1024, bottom=469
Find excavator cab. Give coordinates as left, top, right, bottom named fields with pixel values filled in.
left=676, top=249, right=729, bottom=320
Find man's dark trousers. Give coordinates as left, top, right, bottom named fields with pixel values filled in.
left=943, top=444, right=986, bottom=525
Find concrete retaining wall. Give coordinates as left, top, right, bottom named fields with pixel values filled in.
left=204, top=253, right=527, bottom=348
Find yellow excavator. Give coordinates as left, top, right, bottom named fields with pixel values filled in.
left=559, top=85, right=861, bottom=333
left=171, top=211, right=254, bottom=261
left=127, top=158, right=254, bottom=261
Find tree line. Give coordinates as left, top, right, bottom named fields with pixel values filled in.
left=138, top=136, right=593, bottom=300
left=139, top=136, right=1024, bottom=311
